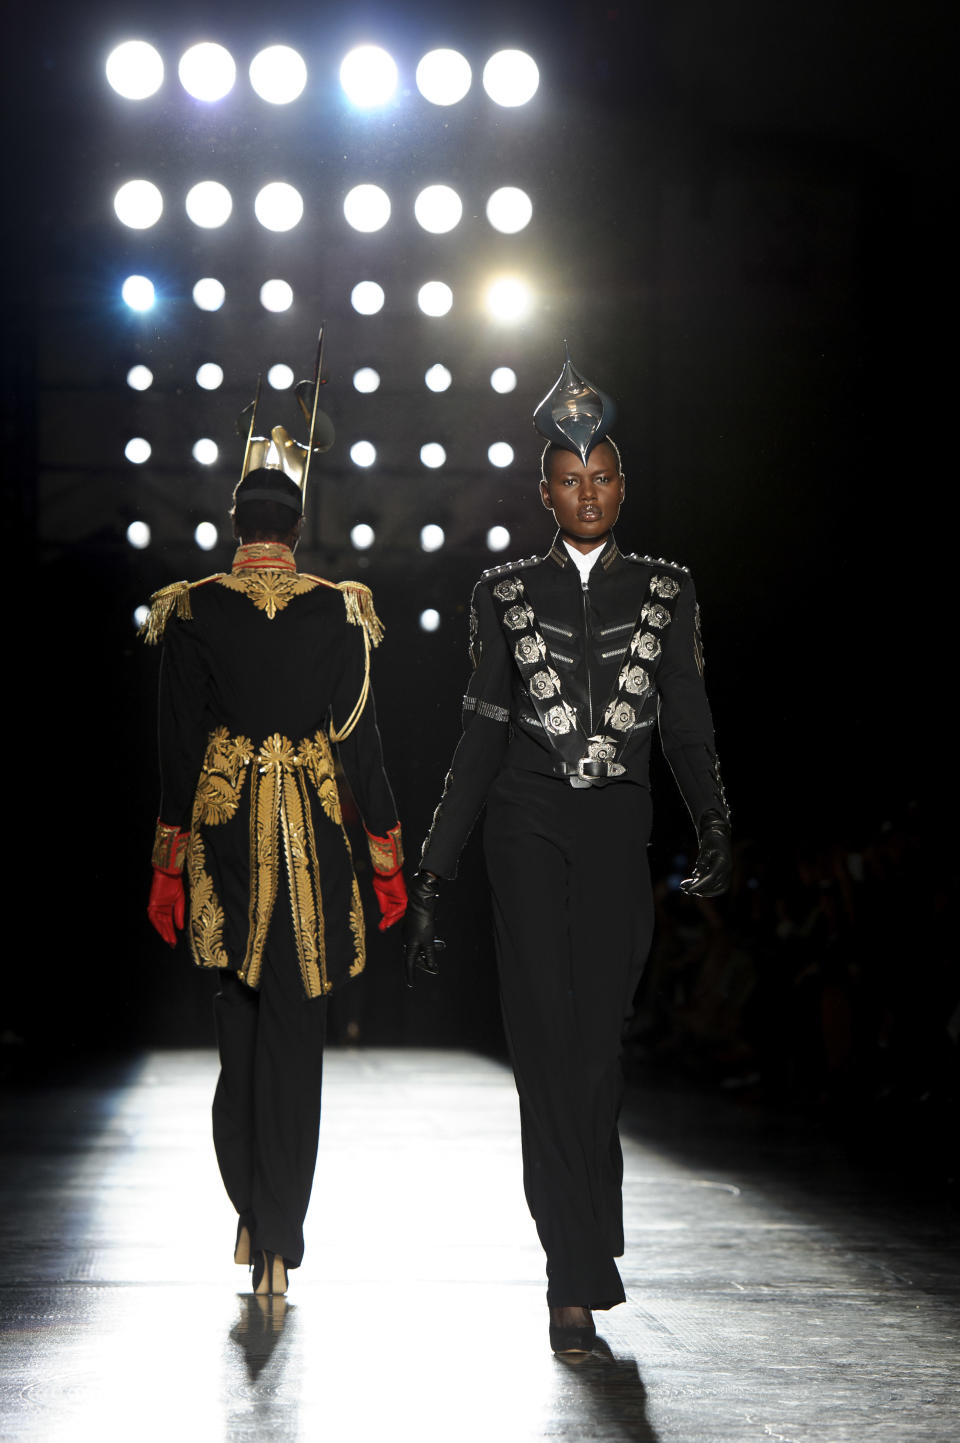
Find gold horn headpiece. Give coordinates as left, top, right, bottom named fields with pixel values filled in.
left=235, top=324, right=334, bottom=511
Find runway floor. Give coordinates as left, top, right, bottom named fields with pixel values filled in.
left=1, top=1047, right=958, bottom=1442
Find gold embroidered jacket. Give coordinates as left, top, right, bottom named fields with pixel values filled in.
left=142, top=543, right=401, bottom=997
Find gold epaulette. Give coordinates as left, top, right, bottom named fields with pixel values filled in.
left=337, top=581, right=384, bottom=648
left=138, top=575, right=223, bottom=645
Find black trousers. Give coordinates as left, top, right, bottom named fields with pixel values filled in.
left=212, top=904, right=328, bottom=1268
left=483, top=767, right=654, bottom=1310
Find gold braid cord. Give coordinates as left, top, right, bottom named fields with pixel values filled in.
left=330, top=582, right=383, bottom=743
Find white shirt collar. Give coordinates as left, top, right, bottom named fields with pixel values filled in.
left=563, top=539, right=605, bottom=580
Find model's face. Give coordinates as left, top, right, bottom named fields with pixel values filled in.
left=540, top=442, right=624, bottom=551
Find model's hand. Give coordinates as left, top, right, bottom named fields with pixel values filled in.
left=372, top=869, right=408, bottom=932
left=148, top=868, right=185, bottom=947
left=402, top=872, right=445, bottom=987
left=680, top=810, right=732, bottom=899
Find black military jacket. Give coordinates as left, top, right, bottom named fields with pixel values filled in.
left=421, top=532, right=725, bottom=879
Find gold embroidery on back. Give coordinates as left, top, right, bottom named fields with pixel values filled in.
left=217, top=570, right=317, bottom=619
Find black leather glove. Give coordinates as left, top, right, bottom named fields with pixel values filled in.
left=680, top=809, right=732, bottom=899
left=402, top=872, right=445, bottom=988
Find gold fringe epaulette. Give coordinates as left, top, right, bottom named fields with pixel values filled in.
left=337, top=581, right=384, bottom=647
left=138, top=576, right=222, bottom=645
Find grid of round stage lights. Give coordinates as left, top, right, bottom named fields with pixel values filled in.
left=106, top=42, right=164, bottom=100
left=196, top=363, right=223, bottom=391
left=488, top=442, right=514, bottom=468
left=340, top=46, right=398, bottom=108
left=351, top=441, right=376, bottom=468
left=179, top=44, right=236, bottom=102
left=255, top=183, right=303, bottom=232
left=353, top=368, right=381, bottom=393
left=487, top=526, right=511, bottom=551
left=351, top=282, right=385, bottom=316
left=260, top=280, right=293, bottom=313
left=419, top=609, right=441, bottom=632
left=491, top=367, right=517, bottom=393
left=194, top=278, right=225, bottom=311
left=350, top=524, right=375, bottom=550
left=420, top=525, right=445, bottom=552
left=249, top=46, right=307, bottom=104
left=114, top=180, right=163, bottom=229
left=483, top=50, right=539, bottom=107
left=195, top=523, right=218, bottom=550
left=425, top=364, right=452, bottom=392
left=415, top=49, right=472, bottom=106
left=122, top=275, right=155, bottom=311
left=420, top=444, right=446, bottom=469
left=344, top=185, right=391, bottom=233
left=193, top=439, right=218, bottom=465
left=268, top=364, right=294, bottom=389
left=127, top=365, right=153, bottom=391
left=418, top=282, right=453, bottom=317
left=414, top=186, right=462, bottom=235
left=127, top=521, right=151, bottom=549
left=125, top=437, right=151, bottom=464
left=186, top=181, right=232, bottom=229
left=486, top=187, right=532, bottom=234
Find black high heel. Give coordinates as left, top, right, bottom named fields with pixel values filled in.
left=549, top=1307, right=596, bottom=1355
left=251, top=1250, right=288, bottom=1296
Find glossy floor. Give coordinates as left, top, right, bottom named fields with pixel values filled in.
left=1, top=1049, right=958, bottom=1442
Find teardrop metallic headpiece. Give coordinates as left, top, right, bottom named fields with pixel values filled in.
left=234, top=324, right=335, bottom=514
left=533, top=342, right=617, bottom=464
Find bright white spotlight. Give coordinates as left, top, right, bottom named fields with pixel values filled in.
left=133, top=604, right=150, bottom=630
left=418, top=281, right=453, bottom=317
left=195, top=522, right=219, bottom=550
left=483, top=50, right=539, bottom=107
left=127, top=521, right=151, bottom=550
left=125, top=437, right=151, bottom=464
left=195, top=363, right=223, bottom=391
left=260, top=279, right=293, bottom=313
left=106, top=41, right=163, bottom=100
left=487, top=526, right=511, bottom=552
left=420, top=444, right=446, bottom=469
left=255, top=182, right=303, bottom=232
left=126, top=365, right=153, bottom=391
left=186, top=181, right=232, bottom=228
left=340, top=46, right=398, bottom=108
left=425, top=364, right=452, bottom=393
left=179, top=43, right=236, bottom=102
left=351, top=281, right=385, bottom=315
left=122, top=275, right=155, bottom=311
left=490, top=366, right=517, bottom=394
left=414, top=185, right=462, bottom=235
left=193, top=438, right=218, bottom=466
left=486, top=276, right=532, bottom=322
left=488, top=442, right=514, bottom=468
left=268, top=364, right=294, bottom=389
left=416, top=49, right=471, bottom=106
left=114, top=179, right=163, bottom=229
left=420, top=525, right=445, bottom=552
left=353, top=367, right=381, bottom=393
left=351, top=441, right=376, bottom=468
left=344, top=184, right=391, bottom=233
left=193, top=277, right=225, bottom=311
left=249, top=45, right=307, bottom=104
left=419, top=608, right=441, bottom=632
left=351, top=523, right=375, bottom=550
left=486, top=187, right=532, bottom=234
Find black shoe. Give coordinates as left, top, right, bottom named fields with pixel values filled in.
left=549, top=1308, right=596, bottom=1355
left=251, top=1250, right=288, bottom=1296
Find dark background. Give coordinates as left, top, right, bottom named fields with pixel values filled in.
left=3, top=1, right=952, bottom=1136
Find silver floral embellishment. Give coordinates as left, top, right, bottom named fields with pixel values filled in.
left=544, top=703, right=577, bottom=735
left=651, top=575, right=680, bottom=599
left=641, top=602, right=671, bottom=629
left=493, top=579, right=521, bottom=602
left=504, top=604, right=534, bottom=631
left=605, top=700, right=637, bottom=732
left=529, top=669, right=559, bottom=699
left=586, top=735, right=618, bottom=762
left=619, top=664, right=651, bottom=696
left=631, top=632, right=661, bottom=661
left=515, top=634, right=546, bottom=665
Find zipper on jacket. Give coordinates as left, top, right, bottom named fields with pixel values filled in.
left=581, top=575, right=594, bottom=733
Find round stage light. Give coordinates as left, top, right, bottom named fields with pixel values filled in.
left=186, top=181, right=232, bottom=229
left=344, top=184, right=391, bottom=233
left=417, top=281, right=453, bottom=317
left=486, top=186, right=532, bottom=234
left=268, top=364, right=294, bottom=389
left=351, top=441, right=376, bottom=468
left=114, top=179, right=163, bottom=229
left=487, top=526, right=511, bottom=552
left=416, top=49, right=471, bottom=106
left=420, top=525, right=445, bottom=552
left=106, top=41, right=163, bottom=100
left=419, top=608, right=441, bottom=632
left=195, top=522, right=218, bottom=550
left=126, top=365, right=153, bottom=391
left=425, top=364, right=452, bottom=393
left=196, top=363, right=223, bottom=391
left=490, top=366, right=517, bottom=393
left=486, top=276, right=532, bottom=322
left=414, top=185, right=462, bottom=234
left=193, top=277, right=225, bottom=311
left=482, top=50, right=539, bottom=107
left=351, top=524, right=375, bottom=550
left=351, top=281, right=385, bottom=315
left=255, top=182, right=303, bottom=232
left=353, top=367, right=381, bottom=393
left=340, top=46, right=397, bottom=108
left=488, top=442, right=514, bottom=468
left=125, top=437, right=151, bottom=464
left=420, top=443, right=446, bottom=469
left=133, top=604, right=150, bottom=630
left=179, top=43, right=236, bottom=102
left=122, top=275, right=155, bottom=311
left=193, top=438, right=218, bottom=465
left=249, top=45, right=307, bottom=104
left=260, top=279, right=293, bottom=312
left=126, top=521, right=151, bottom=550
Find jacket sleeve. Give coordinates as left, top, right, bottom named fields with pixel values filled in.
left=419, top=578, right=513, bottom=879
left=157, top=613, right=211, bottom=833
left=331, top=622, right=400, bottom=843
left=656, top=573, right=729, bottom=830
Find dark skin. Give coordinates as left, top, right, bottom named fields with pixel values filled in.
left=540, top=441, right=624, bottom=555
left=232, top=518, right=303, bottom=550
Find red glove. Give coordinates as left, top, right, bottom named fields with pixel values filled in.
left=372, top=869, right=408, bottom=931
left=148, top=869, right=185, bottom=947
